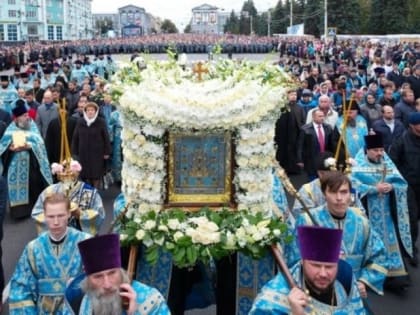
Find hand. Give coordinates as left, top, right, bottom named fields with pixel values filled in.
left=357, top=281, right=367, bottom=298
left=288, top=287, right=308, bottom=315
left=10, top=143, right=31, bottom=152
left=119, top=283, right=137, bottom=315
left=376, top=182, right=392, bottom=194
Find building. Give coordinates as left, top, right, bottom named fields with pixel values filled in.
left=118, top=5, right=150, bottom=36
left=190, top=3, right=227, bottom=35
left=92, top=13, right=120, bottom=36
left=0, top=0, right=93, bottom=41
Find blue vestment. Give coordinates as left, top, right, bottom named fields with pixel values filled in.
left=9, top=228, right=91, bottom=314
left=249, top=261, right=366, bottom=314
left=109, top=110, right=122, bottom=182
left=336, top=115, right=368, bottom=157
left=0, top=121, right=52, bottom=207
left=0, top=84, right=19, bottom=114
left=351, top=150, right=412, bottom=277
left=288, top=206, right=388, bottom=295
left=32, top=181, right=105, bottom=235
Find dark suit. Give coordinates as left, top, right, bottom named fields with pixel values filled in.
left=372, top=119, right=405, bottom=153
left=297, top=122, right=337, bottom=177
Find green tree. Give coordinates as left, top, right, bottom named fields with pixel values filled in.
left=161, top=19, right=178, bottom=33
left=327, top=0, right=361, bottom=34
left=240, top=0, right=258, bottom=34
left=303, top=0, right=322, bottom=37
left=407, top=0, right=420, bottom=32
left=184, top=23, right=192, bottom=34
left=271, top=1, right=288, bottom=34
left=382, top=0, right=410, bottom=33
left=95, top=18, right=113, bottom=35
left=224, top=10, right=240, bottom=34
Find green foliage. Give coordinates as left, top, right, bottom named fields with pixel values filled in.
left=119, top=207, right=290, bottom=268
left=161, top=19, right=179, bottom=34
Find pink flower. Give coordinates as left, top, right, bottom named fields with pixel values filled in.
left=70, top=160, right=82, bottom=172
left=51, top=163, right=64, bottom=175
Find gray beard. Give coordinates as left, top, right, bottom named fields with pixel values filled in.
left=16, top=120, right=30, bottom=130
left=89, top=290, right=123, bottom=315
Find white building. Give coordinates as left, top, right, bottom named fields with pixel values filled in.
left=0, top=0, right=93, bottom=41
left=190, top=3, right=227, bottom=35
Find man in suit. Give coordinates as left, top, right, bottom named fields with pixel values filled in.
left=372, top=105, right=405, bottom=152
left=297, top=109, right=337, bottom=179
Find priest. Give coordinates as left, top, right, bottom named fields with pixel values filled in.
left=250, top=226, right=366, bottom=314
left=0, top=104, right=52, bottom=219
left=352, top=133, right=412, bottom=292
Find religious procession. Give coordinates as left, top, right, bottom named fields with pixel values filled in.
left=0, top=22, right=419, bottom=315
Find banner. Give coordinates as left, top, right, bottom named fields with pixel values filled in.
left=287, top=23, right=304, bottom=35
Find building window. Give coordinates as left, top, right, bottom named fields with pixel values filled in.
left=0, top=25, right=4, bottom=41
left=56, top=26, right=62, bottom=40
left=27, top=24, right=38, bottom=35
left=27, top=10, right=37, bottom=18
left=8, top=0, right=16, bottom=4
left=7, top=24, right=18, bottom=41
left=8, top=10, right=17, bottom=17
left=47, top=25, right=54, bottom=40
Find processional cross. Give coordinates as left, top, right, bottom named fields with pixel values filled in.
left=193, top=61, right=208, bottom=81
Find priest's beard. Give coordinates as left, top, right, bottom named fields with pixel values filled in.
left=81, top=269, right=130, bottom=315
left=16, top=119, right=31, bottom=130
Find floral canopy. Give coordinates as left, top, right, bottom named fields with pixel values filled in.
left=111, top=55, right=295, bottom=267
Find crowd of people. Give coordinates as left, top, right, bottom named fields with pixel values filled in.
left=0, top=33, right=418, bottom=314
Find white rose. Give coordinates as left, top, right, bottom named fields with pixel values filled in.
left=136, top=230, right=146, bottom=240
left=144, top=220, right=156, bottom=230
left=154, top=236, right=165, bottom=246
left=168, top=219, right=180, bottom=230
left=158, top=225, right=169, bottom=232
left=251, top=231, right=263, bottom=241
left=120, top=234, right=128, bottom=241
left=273, top=229, right=281, bottom=237
left=173, top=231, right=184, bottom=242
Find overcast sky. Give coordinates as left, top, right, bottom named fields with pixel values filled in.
left=91, top=0, right=277, bottom=30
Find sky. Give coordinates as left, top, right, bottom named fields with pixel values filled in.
left=91, top=0, right=277, bottom=30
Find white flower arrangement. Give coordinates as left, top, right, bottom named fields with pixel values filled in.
left=112, top=55, right=295, bottom=267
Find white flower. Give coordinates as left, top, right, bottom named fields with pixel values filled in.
left=173, top=231, right=184, bottom=242
left=273, top=229, right=281, bottom=237
left=120, top=234, right=128, bottom=241
left=324, top=157, right=337, bottom=169
left=144, top=220, right=156, bottom=230
left=168, top=219, right=180, bottom=230
left=158, top=225, right=169, bottom=232
left=154, top=236, right=165, bottom=246
left=135, top=230, right=146, bottom=240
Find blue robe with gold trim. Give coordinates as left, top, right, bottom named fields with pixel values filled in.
left=9, top=227, right=91, bottom=314
left=287, top=206, right=388, bottom=295
left=351, top=150, right=412, bottom=277
left=31, top=181, right=105, bottom=235
left=336, top=115, right=368, bottom=158
left=0, top=120, right=52, bottom=207
left=249, top=261, right=366, bottom=314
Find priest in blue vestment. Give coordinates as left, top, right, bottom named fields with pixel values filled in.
left=66, top=233, right=170, bottom=315
left=0, top=75, right=18, bottom=115
left=9, top=192, right=91, bottom=314
left=351, top=133, right=412, bottom=292
left=287, top=172, right=388, bottom=297
left=32, top=159, right=105, bottom=235
left=0, top=104, right=52, bottom=218
left=336, top=102, right=368, bottom=158
left=250, top=226, right=366, bottom=314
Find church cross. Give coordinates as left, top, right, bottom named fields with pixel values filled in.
left=193, top=61, right=208, bottom=81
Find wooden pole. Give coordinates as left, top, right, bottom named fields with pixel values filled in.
left=127, top=245, right=138, bottom=282
left=271, top=244, right=296, bottom=288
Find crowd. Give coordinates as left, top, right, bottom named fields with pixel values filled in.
left=0, top=33, right=418, bottom=314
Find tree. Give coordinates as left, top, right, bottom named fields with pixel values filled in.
left=95, top=18, right=113, bottom=35
left=184, top=23, right=192, bottom=34
left=382, top=0, right=410, bottom=33
left=161, top=19, right=178, bottom=33
left=240, top=0, right=258, bottom=34
left=303, top=0, right=322, bottom=37
left=224, top=10, right=240, bottom=34
left=327, top=0, right=361, bottom=34
left=271, top=1, right=288, bottom=34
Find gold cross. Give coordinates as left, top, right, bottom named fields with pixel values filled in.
left=193, top=61, right=208, bottom=81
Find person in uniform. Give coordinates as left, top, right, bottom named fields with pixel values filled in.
left=250, top=225, right=366, bottom=314
left=9, top=192, right=91, bottom=314
left=66, top=234, right=170, bottom=315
